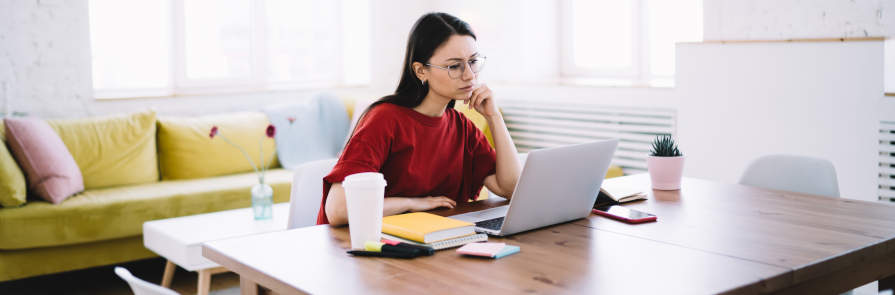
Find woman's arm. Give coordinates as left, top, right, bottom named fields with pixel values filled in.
left=324, top=183, right=457, bottom=226
left=467, top=84, right=521, bottom=199
left=482, top=111, right=521, bottom=198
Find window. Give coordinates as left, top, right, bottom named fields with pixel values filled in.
left=561, top=0, right=702, bottom=87
left=89, top=0, right=370, bottom=99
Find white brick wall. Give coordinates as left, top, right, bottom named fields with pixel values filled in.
left=704, top=0, right=895, bottom=40
left=1, top=0, right=92, bottom=118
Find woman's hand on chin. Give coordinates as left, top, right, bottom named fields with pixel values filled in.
left=406, top=196, right=457, bottom=212
left=464, top=83, right=499, bottom=118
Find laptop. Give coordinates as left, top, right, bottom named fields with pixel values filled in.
left=450, top=139, right=619, bottom=236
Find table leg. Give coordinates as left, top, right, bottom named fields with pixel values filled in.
left=880, top=275, right=895, bottom=293
left=198, top=269, right=212, bottom=295
left=161, top=260, right=175, bottom=288
left=240, top=276, right=259, bottom=295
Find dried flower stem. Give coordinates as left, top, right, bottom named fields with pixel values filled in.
left=217, top=132, right=261, bottom=178
left=258, top=138, right=266, bottom=184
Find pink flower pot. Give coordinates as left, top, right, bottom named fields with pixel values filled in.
left=647, top=156, right=685, bottom=190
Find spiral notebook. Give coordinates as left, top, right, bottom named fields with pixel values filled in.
left=382, top=233, right=488, bottom=250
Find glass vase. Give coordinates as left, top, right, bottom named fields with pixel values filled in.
left=251, top=183, right=273, bottom=220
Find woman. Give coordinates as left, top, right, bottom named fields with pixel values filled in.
left=317, top=12, right=521, bottom=225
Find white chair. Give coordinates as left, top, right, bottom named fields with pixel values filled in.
left=738, top=154, right=840, bottom=198
left=114, top=266, right=180, bottom=295
left=739, top=155, right=852, bottom=294
left=287, top=158, right=339, bottom=229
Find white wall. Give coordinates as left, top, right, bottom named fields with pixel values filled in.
left=703, top=0, right=895, bottom=40
left=677, top=40, right=884, bottom=201
left=887, top=39, right=895, bottom=93
left=693, top=0, right=894, bottom=204
left=0, top=0, right=93, bottom=118
left=368, top=0, right=434, bottom=94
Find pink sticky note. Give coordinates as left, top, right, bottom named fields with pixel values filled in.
left=456, top=242, right=507, bottom=257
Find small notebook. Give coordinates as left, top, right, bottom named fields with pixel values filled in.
left=382, top=212, right=475, bottom=243
left=594, top=183, right=647, bottom=208
left=456, top=242, right=520, bottom=259
left=382, top=233, right=488, bottom=250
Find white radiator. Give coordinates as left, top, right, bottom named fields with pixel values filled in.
left=880, top=120, right=895, bottom=202
left=501, top=100, right=676, bottom=175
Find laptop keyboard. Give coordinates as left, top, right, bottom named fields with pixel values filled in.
left=476, top=217, right=505, bottom=230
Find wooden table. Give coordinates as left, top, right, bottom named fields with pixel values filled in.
left=202, top=175, right=895, bottom=294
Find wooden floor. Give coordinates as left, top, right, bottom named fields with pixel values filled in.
left=0, top=258, right=245, bottom=295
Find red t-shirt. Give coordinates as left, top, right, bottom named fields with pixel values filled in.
left=316, top=102, right=497, bottom=225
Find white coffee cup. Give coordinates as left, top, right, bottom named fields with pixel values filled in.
left=343, top=172, right=387, bottom=249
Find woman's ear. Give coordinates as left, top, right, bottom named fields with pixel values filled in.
left=412, top=62, right=427, bottom=83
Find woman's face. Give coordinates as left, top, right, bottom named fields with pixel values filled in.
left=417, top=34, right=479, bottom=101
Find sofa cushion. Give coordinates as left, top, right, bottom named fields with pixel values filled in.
left=158, top=112, right=279, bottom=180
left=4, top=117, right=84, bottom=204
left=264, top=94, right=350, bottom=169
left=0, top=137, right=27, bottom=207
left=47, top=110, right=159, bottom=190
left=0, top=168, right=292, bottom=250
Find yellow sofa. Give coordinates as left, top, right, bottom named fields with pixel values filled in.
left=0, top=100, right=355, bottom=282
left=0, top=98, right=623, bottom=282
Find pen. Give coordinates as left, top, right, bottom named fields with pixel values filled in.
left=347, top=250, right=416, bottom=259
left=364, top=241, right=427, bottom=257
left=381, top=239, right=435, bottom=256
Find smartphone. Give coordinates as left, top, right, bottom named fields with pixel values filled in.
left=592, top=205, right=657, bottom=224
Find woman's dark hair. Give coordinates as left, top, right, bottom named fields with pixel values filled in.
left=350, top=12, right=476, bottom=137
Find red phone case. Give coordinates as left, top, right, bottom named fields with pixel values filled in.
left=591, top=208, right=657, bottom=224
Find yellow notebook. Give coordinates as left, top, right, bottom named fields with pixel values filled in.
left=382, top=212, right=475, bottom=243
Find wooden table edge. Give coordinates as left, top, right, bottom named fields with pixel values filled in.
left=577, top=212, right=895, bottom=293
left=718, top=271, right=795, bottom=295
left=202, top=242, right=306, bottom=295
left=783, top=237, right=895, bottom=292
left=773, top=251, right=895, bottom=294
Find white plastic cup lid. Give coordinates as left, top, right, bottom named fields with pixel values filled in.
left=343, top=172, right=386, bottom=188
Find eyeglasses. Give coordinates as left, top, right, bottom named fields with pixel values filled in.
left=425, top=56, right=487, bottom=79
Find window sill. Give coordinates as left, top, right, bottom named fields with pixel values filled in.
left=558, top=77, right=675, bottom=89
left=93, top=83, right=370, bottom=101
left=488, top=78, right=675, bottom=90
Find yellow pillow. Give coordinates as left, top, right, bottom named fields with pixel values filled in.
left=0, top=123, right=27, bottom=207
left=47, top=110, right=159, bottom=189
left=158, top=112, right=278, bottom=180
left=453, top=104, right=495, bottom=147
left=339, top=96, right=355, bottom=121
left=606, top=165, right=624, bottom=178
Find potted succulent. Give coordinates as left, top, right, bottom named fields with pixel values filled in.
left=647, top=135, right=684, bottom=190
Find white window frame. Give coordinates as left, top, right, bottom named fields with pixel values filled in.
left=559, top=0, right=680, bottom=87
left=93, top=0, right=361, bottom=99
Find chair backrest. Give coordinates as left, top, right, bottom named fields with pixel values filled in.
left=287, top=158, right=339, bottom=229
left=114, top=267, right=180, bottom=295
left=738, top=154, right=840, bottom=198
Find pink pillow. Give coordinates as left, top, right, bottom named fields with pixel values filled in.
left=4, top=117, right=84, bottom=204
